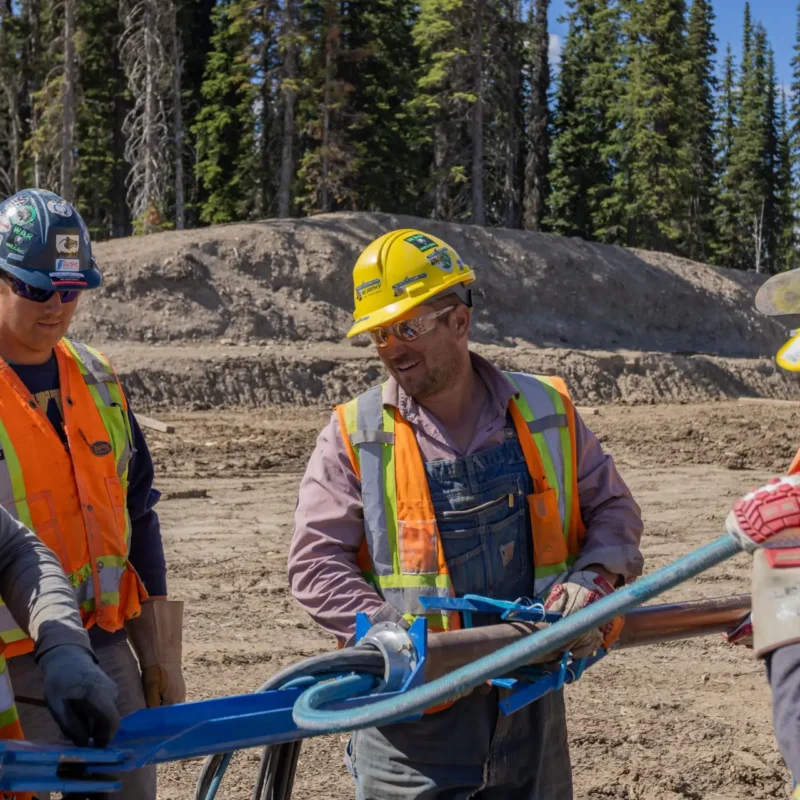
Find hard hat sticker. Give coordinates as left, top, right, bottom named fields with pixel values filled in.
left=355, top=278, right=381, bottom=300
left=47, top=200, right=73, bottom=218
left=777, top=332, right=800, bottom=372
left=55, top=259, right=80, bottom=272
left=392, top=272, right=428, bottom=296
left=7, top=205, right=36, bottom=226
left=426, top=247, right=454, bottom=273
left=404, top=233, right=437, bottom=252
left=0, top=218, right=10, bottom=234
left=56, top=235, right=80, bottom=255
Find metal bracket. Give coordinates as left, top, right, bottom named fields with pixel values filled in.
left=420, top=594, right=607, bottom=717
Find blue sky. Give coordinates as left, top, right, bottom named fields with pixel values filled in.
left=548, top=1, right=797, bottom=90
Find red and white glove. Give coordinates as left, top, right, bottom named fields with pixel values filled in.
left=723, top=613, right=753, bottom=648
left=544, top=570, right=621, bottom=657
left=726, top=475, right=800, bottom=553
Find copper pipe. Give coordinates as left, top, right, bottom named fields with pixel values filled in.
left=424, top=594, right=752, bottom=682
left=617, top=593, right=751, bottom=649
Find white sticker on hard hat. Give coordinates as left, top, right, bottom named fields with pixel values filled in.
left=7, top=205, right=35, bottom=226
left=56, top=235, right=80, bottom=255
left=426, top=247, right=454, bottom=273
left=777, top=331, right=800, bottom=372
left=47, top=200, right=73, bottom=218
left=49, top=271, right=84, bottom=281
left=0, top=218, right=10, bottom=234
left=55, top=259, right=80, bottom=272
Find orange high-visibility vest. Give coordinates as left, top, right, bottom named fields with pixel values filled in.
left=336, top=372, right=587, bottom=633
left=0, top=338, right=147, bottom=658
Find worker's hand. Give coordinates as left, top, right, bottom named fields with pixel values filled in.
left=39, top=644, right=120, bottom=748
left=723, top=613, right=753, bottom=648
left=544, top=570, right=621, bottom=657
left=726, top=475, right=800, bottom=552
left=124, top=598, right=186, bottom=707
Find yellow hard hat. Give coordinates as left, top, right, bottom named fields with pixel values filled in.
left=755, top=268, right=800, bottom=371
left=347, top=229, right=476, bottom=338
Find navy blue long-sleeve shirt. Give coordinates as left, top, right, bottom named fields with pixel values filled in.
left=7, top=353, right=167, bottom=649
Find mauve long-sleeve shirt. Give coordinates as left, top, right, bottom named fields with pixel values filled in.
left=288, top=352, right=645, bottom=645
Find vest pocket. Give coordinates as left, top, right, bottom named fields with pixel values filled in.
left=398, top=520, right=439, bottom=574
left=104, top=476, right=127, bottom=541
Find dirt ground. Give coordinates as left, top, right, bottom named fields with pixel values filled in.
left=143, top=400, right=799, bottom=800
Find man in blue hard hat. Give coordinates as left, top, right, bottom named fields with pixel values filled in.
left=0, top=188, right=185, bottom=800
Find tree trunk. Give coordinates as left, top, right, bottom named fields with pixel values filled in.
left=321, top=2, right=336, bottom=214
left=27, top=0, right=42, bottom=188
left=278, top=0, right=297, bottom=218
left=523, top=0, right=550, bottom=231
left=173, top=27, right=185, bottom=230
left=471, top=0, right=485, bottom=226
left=60, top=0, right=77, bottom=201
left=503, top=0, right=522, bottom=229
left=144, top=10, right=157, bottom=232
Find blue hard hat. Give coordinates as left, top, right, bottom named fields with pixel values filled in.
left=0, top=189, right=102, bottom=291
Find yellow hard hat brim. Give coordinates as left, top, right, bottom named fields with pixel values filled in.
left=756, top=268, right=800, bottom=316
left=777, top=331, right=800, bottom=372
left=346, top=271, right=475, bottom=338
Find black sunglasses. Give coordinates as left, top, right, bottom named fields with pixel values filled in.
left=1, top=273, right=80, bottom=304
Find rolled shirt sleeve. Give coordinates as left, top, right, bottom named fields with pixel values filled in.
left=570, top=411, right=645, bottom=582
left=288, top=413, right=401, bottom=645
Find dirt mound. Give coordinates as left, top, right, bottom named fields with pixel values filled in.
left=73, top=212, right=792, bottom=357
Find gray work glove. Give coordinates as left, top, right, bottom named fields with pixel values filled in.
left=39, top=644, right=120, bottom=748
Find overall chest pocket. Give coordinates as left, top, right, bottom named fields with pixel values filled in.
left=437, top=492, right=531, bottom=598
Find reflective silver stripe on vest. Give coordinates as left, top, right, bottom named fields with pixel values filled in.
left=0, top=603, right=21, bottom=637
left=75, top=564, right=126, bottom=606
left=350, top=430, right=394, bottom=446
left=527, top=414, right=568, bottom=434
left=67, top=339, right=115, bottom=406
left=383, top=585, right=454, bottom=618
left=355, top=386, right=394, bottom=578
left=507, top=371, right=568, bottom=525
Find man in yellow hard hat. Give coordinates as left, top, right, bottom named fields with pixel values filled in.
left=723, top=269, right=800, bottom=797
left=289, top=229, right=644, bottom=798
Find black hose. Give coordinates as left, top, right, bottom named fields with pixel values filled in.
left=194, top=647, right=385, bottom=800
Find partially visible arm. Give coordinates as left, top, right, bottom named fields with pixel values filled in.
left=126, top=407, right=167, bottom=597
left=288, top=413, right=401, bottom=645
left=0, top=506, right=91, bottom=660
left=570, top=411, right=645, bottom=583
left=766, top=643, right=800, bottom=781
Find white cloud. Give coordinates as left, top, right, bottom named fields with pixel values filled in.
left=549, top=33, right=562, bottom=67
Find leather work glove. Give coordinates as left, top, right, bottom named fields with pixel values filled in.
left=544, top=570, right=622, bottom=658
left=39, top=644, right=120, bottom=748
left=723, top=613, right=754, bottom=648
left=124, top=598, right=186, bottom=707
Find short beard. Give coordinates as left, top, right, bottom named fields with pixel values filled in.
left=402, top=350, right=465, bottom=400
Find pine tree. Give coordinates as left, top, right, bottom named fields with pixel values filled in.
left=790, top=2, right=800, bottom=221
left=713, top=45, right=738, bottom=266
left=727, top=17, right=774, bottom=271
left=193, top=0, right=260, bottom=224
left=523, top=0, right=549, bottom=231
left=546, top=0, right=622, bottom=239
left=484, top=0, right=525, bottom=228
left=599, top=0, right=690, bottom=250
left=0, top=0, right=25, bottom=196
left=411, top=0, right=475, bottom=221
left=683, top=0, right=717, bottom=261
left=775, top=88, right=795, bottom=271
left=74, top=0, right=131, bottom=238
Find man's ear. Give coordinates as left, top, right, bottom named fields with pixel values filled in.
left=453, top=305, right=471, bottom=337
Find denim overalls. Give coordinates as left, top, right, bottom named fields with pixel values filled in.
left=347, top=425, right=574, bottom=800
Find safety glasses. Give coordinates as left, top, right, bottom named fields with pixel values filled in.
left=369, top=305, right=455, bottom=348
left=1, top=273, right=80, bottom=304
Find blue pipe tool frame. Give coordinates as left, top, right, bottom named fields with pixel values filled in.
left=418, top=594, right=609, bottom=716
left=0, top=619, right=429, bottom=795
